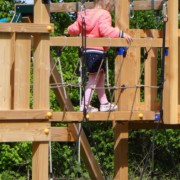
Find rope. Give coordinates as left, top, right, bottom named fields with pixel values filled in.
left=49, top=142, right=53, bottom=180
left=49, top=82, right=160, bottom=90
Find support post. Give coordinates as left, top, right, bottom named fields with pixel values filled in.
left=163, top=0, right=178, bottom=124
left=179, top=34, right=180, bottom=124
left=114, top=122, right=129, bottom=180
left=114, top=0, right=130, bottom=179
left=32, top=0, right=50, bottom=180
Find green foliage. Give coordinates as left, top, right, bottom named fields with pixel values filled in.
left=129, top=129, right=180, bottom=179
left=130, top=10, right=163, bottom=29
left=84, top=122, right=114, bottom=177
left=0, top=170, right=26, bottom=180
left=50, top=142, right=90, bottom=178
left=0, top=142, right=31, bottom=178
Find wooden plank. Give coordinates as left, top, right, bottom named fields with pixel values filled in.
left=0, top=122, right=50, bottom=142
left=115, top=33, right=141, bottom=111
left=50, top=111, right=155, bottom=122
left=0, top=110, right=51, bottom=120
left=0, top=124, right=75, bottom=142
left=114, top=122, right=129, bottom=180
left=133, top=0, right=163, bottom=10
left=0, top=23, right=54, bottom=33
left=0, top=33, right=14, bottom=110
left=14, top=33, right=31, bottom=109
left=163, top=1, right=178, bottom=124
left=144, top=48, right=158, bottom=110
left=50, top=2, right=94, bottom=12
left=129, top=121, right=180, bottom=130
left=139, top=102, right=160, bottom=110
left=33, top=33, right=50, bottom=109
left=50, top=1, right=163, bottom=12
left=51, top=127, right=75, bottom=142
left=32, top=1, right=50, bottom=180
left=50, top=37, right=168, bottom=48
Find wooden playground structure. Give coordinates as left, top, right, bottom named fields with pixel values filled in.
left=0, top=0, right=179, bottom=179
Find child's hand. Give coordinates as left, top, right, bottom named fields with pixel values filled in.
left=123, top=32, right=133, bottom=44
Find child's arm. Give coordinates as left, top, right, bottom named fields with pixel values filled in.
left=67, top=21, right=81, bottom=36
left=99, top=11, right=132, bottom=43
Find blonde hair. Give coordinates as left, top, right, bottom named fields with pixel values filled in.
left=94, top=0, right=115, bottom=11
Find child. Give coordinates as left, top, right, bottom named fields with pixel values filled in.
left=68, top=0, right=132, bottom=112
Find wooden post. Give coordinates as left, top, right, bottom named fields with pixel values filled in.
left=178, top=3, right=180, bottom=124
left=114, top=0, right=129, bottom=179
left=32, top=0, right=50, bottom=180
left=113, top=122, right=129, bottom=180
left=179, top=35, right=180, bottom=124
left=163, top=0, right=178, bottom=124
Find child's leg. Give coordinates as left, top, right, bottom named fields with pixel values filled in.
left=96, top=71, right=109, bottom=105
left=81, top=73, right=96, bottom=106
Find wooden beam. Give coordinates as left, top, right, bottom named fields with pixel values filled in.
left=0, top=122, right=50, bottom=142
left=50, top=111, right=155, bottom=122
left=50, top=2, right=94, bottom=12
left=50, top=1, right=163, bottom=12
left=51, top=127, right=75, bottom=142
left=133, top=0, right=163, bottom=10
left=0, top=110, right=51, bottom=120
left=129, top=121, right=180, bottom=130
left=50, top=36, right=168, bottom=48
left=0, top=23, right=54, bottom=33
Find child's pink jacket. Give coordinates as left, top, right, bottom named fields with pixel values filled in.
left=67, top=9, right=120, bottom=51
